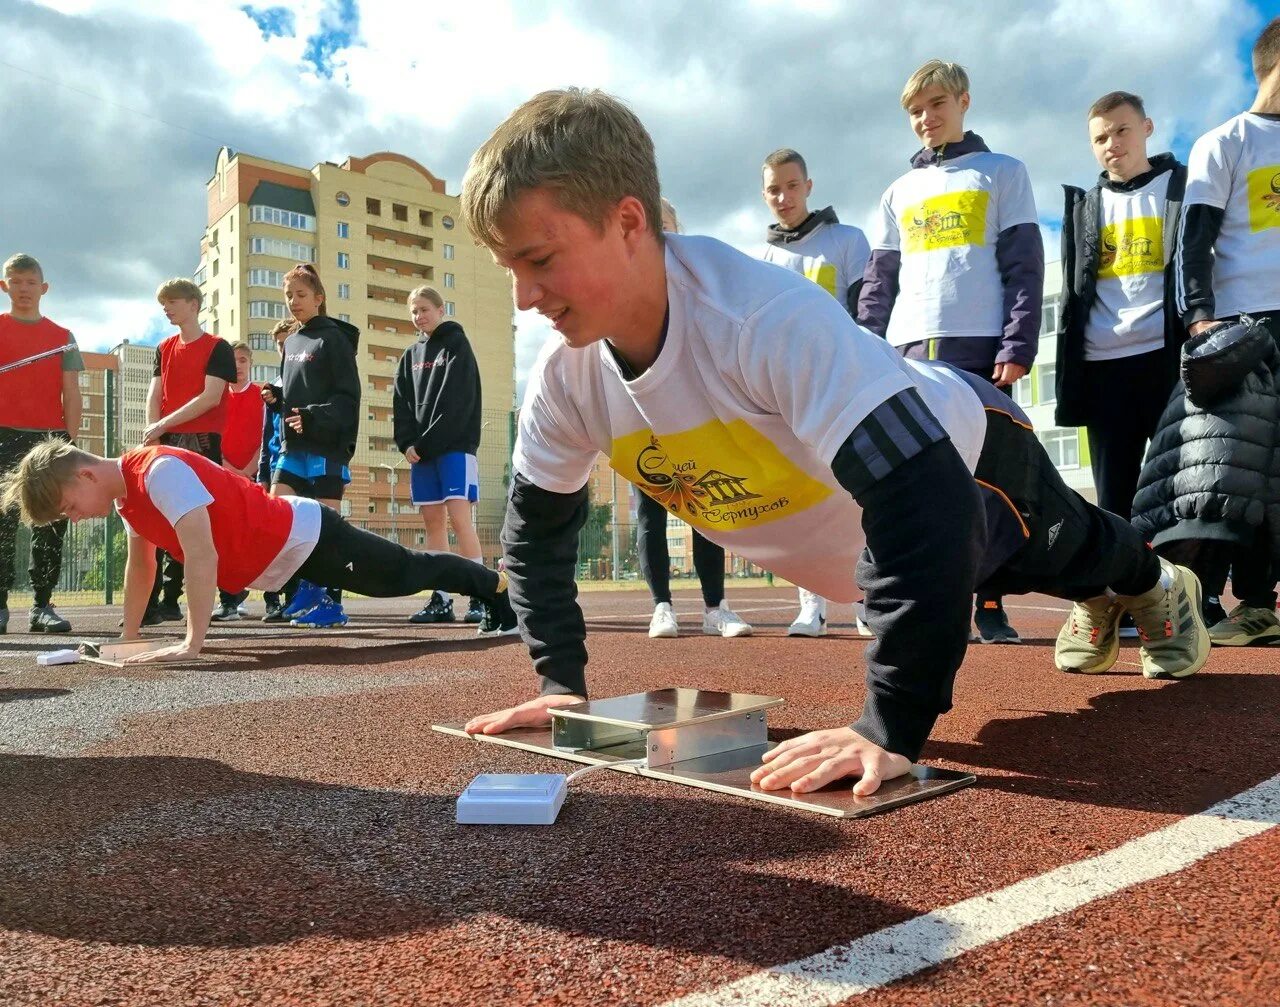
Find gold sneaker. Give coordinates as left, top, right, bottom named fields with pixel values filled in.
left=1116, top=561, right=1211, bottom=680
left=1055, top=595, right=1123, bottom=673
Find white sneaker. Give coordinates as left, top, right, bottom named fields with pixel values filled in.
left=648, top=602, right=679, bottom=639
left=788, top=588, right=827, bottom=637
left=703, top=601, right=753, bottom=638
left=853, top=600, right=873, bottom=637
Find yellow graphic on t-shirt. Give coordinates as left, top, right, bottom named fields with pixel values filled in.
left=610, top=419, right=831, bottom=532
left=903, top=190, right=990, bottom=253
left=803, top=262, right=838, bottom=298
left=1098, top=216, right=1163, bottom=279
left=1246, top=165, right=1280, bottom=232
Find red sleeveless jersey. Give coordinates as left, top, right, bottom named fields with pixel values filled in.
left=158, top=332, right=228, bottom=433
left=0, top=313, right=70, bottom=430
left=117, top=446, right=294, bottom=591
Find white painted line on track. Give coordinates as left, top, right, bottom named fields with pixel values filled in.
left=658, top=773, right=1280, bottom=1007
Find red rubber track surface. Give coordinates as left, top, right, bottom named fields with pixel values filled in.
left=0, top=588, right=1275, bottom=1006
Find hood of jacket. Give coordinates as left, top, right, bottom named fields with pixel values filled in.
left=301, top=313, right=360, bottom=351
left=417, top=319, right=465, bottom=344
left=1095, top=151, right=1179, bottom=193
left=765, top=205, right=840, bottom=246
left=910, top=130, right=990, bottom=169
left=1182, top=315, right=1278, bottom=408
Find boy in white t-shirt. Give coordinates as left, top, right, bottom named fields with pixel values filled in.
left=756, top=147, right=872, bottom=637
left=1169, top=15, right=1280, bottom=646
left=858, top=60, right=1044, bottom=646
left=456, top=88, right=1209, bottom=798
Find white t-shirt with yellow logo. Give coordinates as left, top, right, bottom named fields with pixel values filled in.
left=1184, top=112, right=1280, bottom=318
left=757, top=220, right=870, bottom=310
left=514, top=235, right=987, bottom=602
left=1083, top=173, right=1171, bottom=361
left=871, top=152, right=1039, bottom=346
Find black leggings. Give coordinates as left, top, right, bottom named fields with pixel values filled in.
left=635, top=492, right=725, bottom=607
left=295, top=506, right=498, bottom=600
left=0, top=428, right=69, bottom=607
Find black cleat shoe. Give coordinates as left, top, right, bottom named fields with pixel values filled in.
left=974, top=598, right=1021, bottom=644
left=1203, top=594, right=1227, bottom=628
left=155, top=601, right=184, bottom=623
left=262, top=602, right=286, bottom=623
left=120, top=607, right=165, bottom=628
left=211, top=602, right=242, bottom=622
left=478, top=590, right=520, bottom=638
left=463, top=597, right=486, bottom=624
left=409, top=591, right=455, bottom=624
left=29, top=604, right=72, bottom=633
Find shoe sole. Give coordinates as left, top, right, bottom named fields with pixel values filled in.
left=649, top=627, right=679, bottom=639
left=1143, top=567, right=1211, bottom=680
left=704, top=626, right=753, bottom=638
left=1207, top=626, right=1280, bottom=647
left=29, top=625, right=72, bottom=633
left=477, top=627, right=521, bottom=638
left=787, top=625, right=826, bottom=637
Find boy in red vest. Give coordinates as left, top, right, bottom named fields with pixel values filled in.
left=214, top=341, right=266, bottom=621
left=1, top=439, right=518, bottom=662
left=143, top=278, right=237, bottom=624
left=0, top=253, right=82, bottom=634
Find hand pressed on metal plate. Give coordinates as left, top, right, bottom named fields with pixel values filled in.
left=750, top=726, right=911, bottom=796
left=463, top=694, right=586, bottom=736
left=123, top=642, right=200, bottom=665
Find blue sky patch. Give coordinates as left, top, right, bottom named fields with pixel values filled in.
left=240, top=5, right=296, bottom=40
left=303, top=0, right=359, bottom=79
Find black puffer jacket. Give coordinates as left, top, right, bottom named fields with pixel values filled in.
left=1131, top=317, right=1280, bottom=561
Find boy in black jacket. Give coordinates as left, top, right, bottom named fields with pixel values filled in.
left=393, top=285, right=488, bottom=625
left=269, top=264, right=361, bottom=628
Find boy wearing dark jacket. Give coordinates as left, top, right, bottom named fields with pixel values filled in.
left=393, top=285, right=487, bottom=626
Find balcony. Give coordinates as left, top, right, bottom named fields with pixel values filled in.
left=366, top=343, right=404, bottom=365
left=367, top=223, right=433, bottom=253
left=368, top=313, right=415, bottom=336
left=366, top=254, right=432, bottom=282
left=367, top=283, right=409, bottom=306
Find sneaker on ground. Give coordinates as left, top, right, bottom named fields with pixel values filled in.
left=235, top=590, right=250, bottom=616
left=1207, top=602, right=1280, bottom=647
left=120, top=608, right=165, bottom=629
left=853, top=600, right=873, bottom=638
left=409, top=591, right=455, bottom=624
left=1116, top=560, right=1210, bottom=679
left=788, top=589, right=827, bottom=637
left=463, top=597, right=485, bottom=624
left=211, top=602, right=241, bottom=622
left=154, top=601, right=184, bottom=622
left=702, top=601, right=753, bottom=638
left=281, top=581, right=328, bottom=621
left=648, top=601, right=679, bottom=639
left=1117, top=611, right=1139, bottom=639
left=291, top=597, right=348, bottom=628
left=477, top=590, right=520, bottom=638
left=974, top=598, right=1021, bottom=644
left=28, top=604, right=71, bottom=634
left=1054, top=594, right=1122, bottom=673
left=262, top=603, right=285, bottom=623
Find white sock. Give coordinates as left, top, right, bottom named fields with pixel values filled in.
left=466, top=554, right=483, bottom=567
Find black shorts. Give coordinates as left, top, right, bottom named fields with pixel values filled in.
left=272, top=467, right=346, bottom=501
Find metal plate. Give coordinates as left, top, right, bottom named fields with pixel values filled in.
left=551, top=688, right=785, bottom=731
left=432, top=723, right=975, bottom=819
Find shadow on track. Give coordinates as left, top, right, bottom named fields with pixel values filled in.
left=0, top=688, right=73, bottom=703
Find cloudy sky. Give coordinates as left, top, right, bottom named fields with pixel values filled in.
left=3, top=0, right=1278, bottom=401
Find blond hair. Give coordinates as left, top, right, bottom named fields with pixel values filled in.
left=3, top=253, right=43, bottom=281
left=0, top=438, right=97, bottom=525
left=1254, top=16, right=1280, bottom=82
left=231, top=340, right=252, bottom=355
left=156, top=277, right=202, bottom=306
left=901, top=59, right=970, bottom=109
left=408, top=285, right=444, bottom=308
left=461, top=87, right=663, bottom=250
left=269, top=319, right=298, bottom=338
left=659, top=197, right=681, bottom=234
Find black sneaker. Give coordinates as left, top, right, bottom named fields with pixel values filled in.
left=262, top=602, right=286, bottom=623
left=119, top=608, right=165, bottom=628
left=463, top=597, right=486, bottom=624
left=409, top=592, right=455, bottom=624
left=974, top=598, right=1021, bottom=644
left=29, top=604, right=72, bottom=633
left=478, top=590, right=519, bottom=638
left=1203, top=594, right=1227, bottom=627
left=211, top=602, right=241, bottom=622
left=155, top=601, right=184, bottom=622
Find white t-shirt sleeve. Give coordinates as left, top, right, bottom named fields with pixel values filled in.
left=143, top=456, right=214, bottom=527
left=511, top=350, right=601, bottom=494
left=1183, top=128, right=1236, bottom=209
left=870, top=187, right=900, bottom=252
left=736, top=285, right=915, bottom=463
left=845, top=226, right=872, bottom=286
left=996, top=159, right=1039, bottom=231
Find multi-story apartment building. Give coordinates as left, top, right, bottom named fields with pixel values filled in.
left=73, top=351, right=118, bottom=457
left=193, top=146, right=516, bottom=557
left=108, top=341, right=156, bottom=454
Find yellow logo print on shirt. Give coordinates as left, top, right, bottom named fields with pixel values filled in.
left=1247, top=165, right=1280, bottom=232
left=803, top=262, right=838, bottom=298
left=609, top=419, right=831, bottom=532
left=1098, top=216, right=1163, bottom=279
left=903, top=190, right=990, bottom=253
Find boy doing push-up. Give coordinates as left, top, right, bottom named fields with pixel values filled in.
left=458, top=88, right=1210, bottom=797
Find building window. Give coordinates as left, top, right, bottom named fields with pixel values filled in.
left=249, top=332, right=275, bottom=351
left=211, top=290, right=220, bottom=307
left=443, top=272, right=455, bottom=289
left=1012, top=374, right=1033, bottom=407
left=1036, top=362, right=1057, bottom=405
left=212, top=228, right=219, bottom=246
left=212, top=259, right=219, bottom=277
left=82, top=395, right=91, bottom=409
left=78, top=371, right=90, bottom=388
left=249, top=300, right=288, bottom=319
left=419, top=209, right=433, bottom=227
left=339, top=313, right=351, bottom=322
left=194, top=265, right=207, bottom=286
left=442, top=215, right=455, bottom=230
left=1041, top=296, right=1061, bottom=336
left=249, top=237, right=315, bottom=262
left=249, top=205, right=317, bottom=232
left=337, top=221, right=349, bottom=239
left=445, top=301, right=455, bottom=316
left=443, top=243, right=455, bottom=260
left=230, top=309, right=234, bottom=327
left=81, top=415, right=91, bottom=431
left=337, top=283, right=350, bottom=299
left=366, top=197, right=381, bottom=215
left=230, top=246, right=234, bottom=264
left=337, top=252, right=350, bottom=269
left=1038, top=428, right=1080, bottom=470
left=248, top=268, right=286, bottom=288
left=393, top=203, right=408, bottom=222
left=251, top=364, right=281, bottom=383
left=336, top=191, right=350, bottom=207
